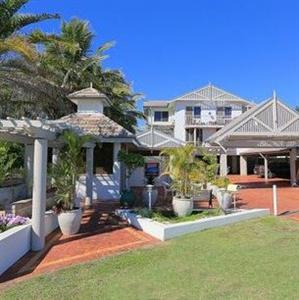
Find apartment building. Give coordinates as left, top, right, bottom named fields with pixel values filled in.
left=143, top=84, right=253, bottom=146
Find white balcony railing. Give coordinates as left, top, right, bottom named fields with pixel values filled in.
left=185, top=114, right=232, bottom=126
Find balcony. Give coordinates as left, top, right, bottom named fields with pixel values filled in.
left=185, top=114, right=232, bottom=126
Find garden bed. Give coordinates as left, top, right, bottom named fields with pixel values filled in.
left=0, top=210, right=59, bottom=275
left=116, top=208, right=270, bottom=241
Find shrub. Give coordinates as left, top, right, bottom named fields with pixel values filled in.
left=212, top=177, right=231, bottom=189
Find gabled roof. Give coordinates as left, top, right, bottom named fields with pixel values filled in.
left=137, top=129, right=185, bottom=149
left=57, top=113, right=134, bottom=139
left=68, top=87, right=108, bottom=99
left=174, top=84, right=252, bottom=104
left=67, top=86, right=111, bottom=107
left=144, top=84, right=254, bottom=108
left=143, top=101, right=170, bottom=108
left=207, top=93, right=299, bottom=148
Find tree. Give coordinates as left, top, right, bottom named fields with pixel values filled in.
left=296, top=106, right=299, bottom=113
left=0, top=0, right=59, bottom=60
left=0, top=18, right=143, bottom=131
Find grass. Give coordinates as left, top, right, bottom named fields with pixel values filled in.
left=2, top=217, right=299, bottom=299
left=151, top=209, right=222, bottom=223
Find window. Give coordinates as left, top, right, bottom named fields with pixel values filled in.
left=154, top=111, right=169, bottom=122
left=93, top=143, right=114, bottom=174
left=193, top=107, right=201, bottom=119
left=224, top=107, right=232, bottom=118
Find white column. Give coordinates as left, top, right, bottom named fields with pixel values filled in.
left=220, top=152, right=228, bottom=177
left=51, top=148, right=59, bottom=186
left=240, top=155, right=248, bottom=176
left=52, top=148, right=59, bottom=165
left=231, top=156, right=238, bottom=174
left=24, top=144, right=34, bottom=197
left=113, top=143, right=121, bottom=198
left=264, top=156, right=269, bottom=181
left=85, top=144, right=95, bottom=204
left=193, top=128, right=197, bottom=146
left=290, top=148, right=297, bottom=186
left=31, top=139, right=48, bottom=251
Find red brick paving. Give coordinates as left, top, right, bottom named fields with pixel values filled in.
left=2, top=176, right=299, bottom=286
left=229, top=175, right=299, bottom=219
left=0, top=201, right=158, bottom=286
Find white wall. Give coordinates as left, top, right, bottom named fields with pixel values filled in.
left=174, top=102, right=187, bottom=141
left=77, top=99, right=104, bottom=113
left=129, top=167, right=145, bottom=187
left=202, top=128, right=218, bottom=142
left=147, top=107, right=174, bottom=125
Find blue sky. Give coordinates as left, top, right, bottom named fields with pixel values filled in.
left=22, top=0, right=299, bottom=115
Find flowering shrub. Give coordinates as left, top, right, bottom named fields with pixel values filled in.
left=0, top=214, right=29, bottom=233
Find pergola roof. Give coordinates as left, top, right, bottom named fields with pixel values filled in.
left=0, top=118, right=58, bottom=144
left=207, top=93, right=299, bottom=148
left=0, top=113, right=138, bottom=145
left=137, top=129, right=185, bottom=149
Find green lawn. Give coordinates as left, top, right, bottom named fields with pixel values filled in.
left=2, top=217, right=299, bottom=299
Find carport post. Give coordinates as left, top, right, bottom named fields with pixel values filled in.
left=290, top=148, right=297, bottom=186
left=272, top=184, right=278, bottom=216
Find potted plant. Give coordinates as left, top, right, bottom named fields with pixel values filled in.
left=213, top=177, right=233, bottom=210
left=118, top=150, right=145, bottom=208
left=160, top=145, right=198, bottom=217
left=51, top=131, right=91, bottom=235
left=191, top=149, right=218, bottom=206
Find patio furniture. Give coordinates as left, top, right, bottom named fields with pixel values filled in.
left=192, top=184, right=213, bottom=208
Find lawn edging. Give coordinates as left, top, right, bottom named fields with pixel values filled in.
left=116, top=208, right=270, bottom=241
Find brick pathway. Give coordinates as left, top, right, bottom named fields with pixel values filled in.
left=0, top=201, right=158, bottom=285
left=229, top=175, right=299, bottom=219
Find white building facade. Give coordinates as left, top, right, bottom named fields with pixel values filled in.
left=144, top=84, right=253, bottom=146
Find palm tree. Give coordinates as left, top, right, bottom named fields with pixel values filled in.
left=0, top=0, right=59, bottom=60
left=0, top=17, right=143, bottom=131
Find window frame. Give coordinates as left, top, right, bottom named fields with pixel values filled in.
left=154, top=111, right=169, bottom=122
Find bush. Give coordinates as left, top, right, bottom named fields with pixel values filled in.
left=212, top=177, right=231, bottom=189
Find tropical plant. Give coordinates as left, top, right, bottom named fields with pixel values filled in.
left=118, top=149, right=145, bottom=179
left=0, top=141, right=24, bottom=186
left=51, top=131, right=91, bottom=211
left=160, top=145, right=200, bottom=198
left=0, top=0, right=59, bottom=60
left=190, top=148, right=218, bottom=188
left=0, top=17, right=143, bottom=131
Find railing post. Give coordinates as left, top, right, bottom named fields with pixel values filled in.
left=272, top=184, right=278, bottom=216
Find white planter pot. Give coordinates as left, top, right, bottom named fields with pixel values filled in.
left=58, top=208, right=82, bottom=235
left=172, top=197, right=193, bottom=217
left=216, top=190, right=232, bottom=210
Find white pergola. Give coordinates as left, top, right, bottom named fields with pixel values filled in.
left=0, top=117, right=104, bottom=251
left=0, top=118, right=60, bottom=251
left=207, top=92, right=299, bottom=184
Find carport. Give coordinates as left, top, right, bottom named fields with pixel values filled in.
left=207, top=92, right=299, bottom=185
